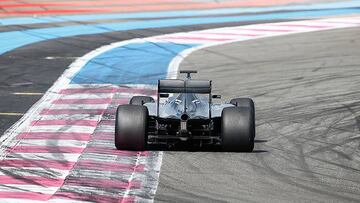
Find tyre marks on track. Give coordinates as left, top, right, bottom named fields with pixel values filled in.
left=167, top=27, right=360, bottom=202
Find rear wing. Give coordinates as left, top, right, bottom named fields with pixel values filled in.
left=157, top=79, right=212, bottom=118
left=158, top=79, right=211, bottom=93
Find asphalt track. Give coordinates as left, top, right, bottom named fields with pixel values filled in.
left=0, top=20, right=288, bottom=135
left=156, top=27, right=360, bottom=202
left=1, top=1, right=359, bottom=135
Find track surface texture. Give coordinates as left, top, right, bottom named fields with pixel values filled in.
left=156, top=27, right=360, bottom=202
left=1, top=0, right=360, bottom=202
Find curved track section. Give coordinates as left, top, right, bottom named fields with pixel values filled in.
left=1, top=16, right=359, bottom=202
left=156, top=27, right=360, bottom=202
left=0, top=22, right=287, bottom=135
left=1, top=0, right=360, bottom=202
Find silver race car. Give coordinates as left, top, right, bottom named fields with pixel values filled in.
left=115, top=70, right=255, bottom=152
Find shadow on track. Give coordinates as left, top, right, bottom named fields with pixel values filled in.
left=147, top=139, right=268, bottom=153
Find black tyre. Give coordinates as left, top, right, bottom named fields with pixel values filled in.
left=115, top=104, right=148, bottom=151
left=230, top=97, right=255, bottom=138
left=230, top=98, right=254, bottom=109
left=221, top=107, right=255, bottom=152
left=129, top=96, right=154, bottom=105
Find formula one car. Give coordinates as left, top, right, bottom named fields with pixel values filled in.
left=114, top=70, right=255, bottom=152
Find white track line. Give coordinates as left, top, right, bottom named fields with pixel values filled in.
left=0, top=185, right=58, bottom=194
left=5, top=153, right=82, bottom=162
left=0, top=167, right=67, bottom=178
left=28, top=126, right=95, bottom=133
left=50, top=104, right=109, bottom=109
left=18, top=140, right=88, bottom=147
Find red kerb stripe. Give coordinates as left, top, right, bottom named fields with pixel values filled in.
left=0, top=159, right=75, bottom=170
left=0, top=3, right=67, bottom=8
left=40, top=109, right=105, bottom=115
left=12, top=146, right=84, bottom=153
left=59, top=87, right=156, bottom=95
left=112, top=98, right=130, bottom=105
left=76, top=160, right=144, bottom=172
left=31, top=120, right=98, bottom=127
left=0, top=175, right=63, bottom=187
left=0, top=191, right=50, bottom=201
left=52, top=191, right=134, bottom=203
left=0, top=9, right=100, bottom=15
left=85, top=146, right=149, bottom=156
left=65, top=177, right=141, bottom=189
left=53, top=98, right=112, bottom=104
left=17, top=132, right=92, bottom=141
left=0, top=0, right=188, bottom=8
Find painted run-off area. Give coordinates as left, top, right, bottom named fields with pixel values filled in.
left=0, top=0, right=341, bottom=16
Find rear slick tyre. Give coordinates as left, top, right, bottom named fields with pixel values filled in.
left=230, top=98, right=254, bottom=109
left=115, top=104, right=148, bottom=151
left=230, top=97, right=255, bottom=139
left=221, top=107, right=254, bottom=152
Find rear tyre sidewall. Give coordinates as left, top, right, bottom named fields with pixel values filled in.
left=230, top=98, right=255, bottom=139
left=221, top=107, right=255, bottom=152
left=115, top=105, right=148, bottom=151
